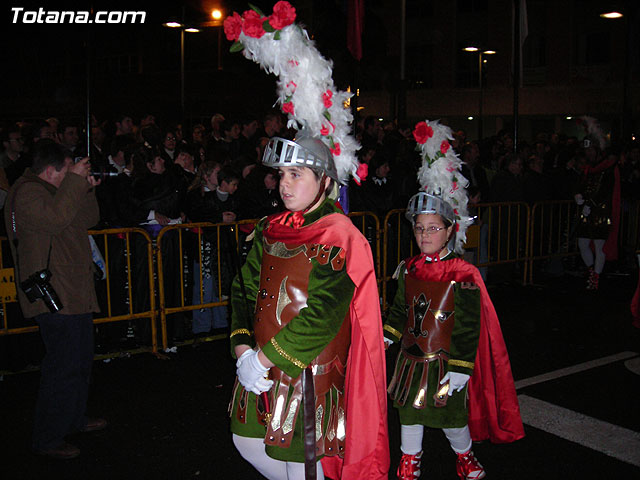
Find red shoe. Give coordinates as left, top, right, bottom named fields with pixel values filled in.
left=35, top=441, right=80, bottom=460
left=80, top=417, right=108, bottom=432
left=587, top=270, right=599, bottom=290
left=397, top=451, right=422, bottom=479
left=456, top=450, right=485, bottom=479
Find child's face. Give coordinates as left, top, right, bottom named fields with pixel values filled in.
left=278, top=166, right=324, bottom=212
left=220, top=179, right=239, bottom=194
left=413, top=214, right=453, bottom=257
left=205, top=166, right=220, bottom=189
left=147, top=156, right=165, bottom=175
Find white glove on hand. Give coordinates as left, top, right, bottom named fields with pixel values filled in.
left=383, top=338, right=394, bottom=350
left=574, top=193, right=584, bottom=205
left=582, top=205, right=591, bottom=217
left=440, top=371, right=470, bottom=396
left=236, top=349, right=273, bottom=395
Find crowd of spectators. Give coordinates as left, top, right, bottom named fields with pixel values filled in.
left=2, top=113, right=639, bottom=230
left=1, top=112, right=639, bottom=353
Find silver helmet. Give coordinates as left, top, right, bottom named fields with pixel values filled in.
left=262, top=130, right=338, bottom=181
left=406, top=191, right=456, bottom=225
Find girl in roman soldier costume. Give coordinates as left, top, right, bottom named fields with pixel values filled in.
left=224, top=3, right=388, bottom=479
left=383, top=120, right=524, bottom=480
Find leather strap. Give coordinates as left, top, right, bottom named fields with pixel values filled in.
left=302, top=367, right=317, bottom=480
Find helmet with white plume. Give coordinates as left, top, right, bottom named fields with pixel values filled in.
left=408, top=119, right=473, bottom=254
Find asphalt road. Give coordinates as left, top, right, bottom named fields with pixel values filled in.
left=1, top=271, right=639, bottom=479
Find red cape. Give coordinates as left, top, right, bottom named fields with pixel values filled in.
left=405, top=255, right=525, bottom=443
left=264, top=212, right=390, bottom=480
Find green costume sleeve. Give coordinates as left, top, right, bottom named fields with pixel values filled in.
left=383, top=262, right=406, bottom=342
left=448, top=284, right=481, bottom=376
left=261, top=246, right=355, bottom=378
left=229, top=220, right=265, bottom=357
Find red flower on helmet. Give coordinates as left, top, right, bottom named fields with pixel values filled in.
left=269, top=1, right=296, bottom=30
left=242, top=10, right=266, bottom=38
left=320, top=121, right=335, bottom=137
left=223, top=12, right=243, bottom=41
left=281, top=101, right=295, bottom=114
left=330, top=143, right=341, bottom=156
left=323, top=90, right=333, bottom=108
left=440, top=140, right=450, bottom=154
left=413, top=121, right=433, bottom=144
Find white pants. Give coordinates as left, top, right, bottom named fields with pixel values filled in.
left=578, top=237, right=606, bottom=274
left=400, top=424, right=472, bottom=455
left=232, top=434, right=325, bottom=480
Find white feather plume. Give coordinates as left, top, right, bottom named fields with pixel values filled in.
left=415, top=119, right=472, bottom=254
left=235, top=21, right=359, bottom=184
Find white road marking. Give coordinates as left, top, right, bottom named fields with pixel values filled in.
left=518, top=394, right=640, bottom=467
left=514, top=351, right=638, bottom=390
left=625, top=357, right=640, bottom=375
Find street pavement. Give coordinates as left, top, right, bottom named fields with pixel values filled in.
left=1, top=271, right=639, bottom=479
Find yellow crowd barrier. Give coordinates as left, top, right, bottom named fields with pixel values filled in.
left=0, top=229, right=159, bottom=353
left=155, top=220, right=257, bottom=351
left=2, top=200, right=638, bottom=356
left=382, top=202, right=531, bottom=311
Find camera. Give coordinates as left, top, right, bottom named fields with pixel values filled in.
left=20, top=269, right=63, bottom=313
left=73, top=157, right=119, bottom=180
left=90, top=166, right=119, bottom=180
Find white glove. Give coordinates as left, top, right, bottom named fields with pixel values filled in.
left=582, top=205, right=591, bottom=217
left=574, top=193, right=584, bottom=205
left=440, top=371, right=470, bottom=396
left=236, top=349, right=273, bottom=395
left=383, top=338, right=394, bottom=349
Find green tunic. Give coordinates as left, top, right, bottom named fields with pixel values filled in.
left=384, top=253, right=481, bottom=428
left=228, top=199, right=356, bottom=462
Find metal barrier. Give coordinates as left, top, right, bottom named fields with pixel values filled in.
left=527, top=199, right=640, bottom=284
left=2, top=200, right=636, bottom=357
left=0, top=229, right=159, bottom=353
left=155, top=220, right=257, bottom=351
left=527, top=200, right=579, bottom=284
left=88, top=228, right=158, bottom=352
left=474, top=202, right=531, bottom=274
left=382, top=202, right=531, bottom=311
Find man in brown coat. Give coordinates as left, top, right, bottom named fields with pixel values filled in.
left=4, top=139, right=105, bottom=459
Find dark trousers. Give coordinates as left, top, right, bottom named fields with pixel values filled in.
left=32, top=312, right=94, bottom=450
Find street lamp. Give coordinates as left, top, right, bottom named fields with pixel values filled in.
left=463, top=46, right=496, bottom=140
left=163, top=8, right=225, bottom=122
left=203, top=9, right=225, bottom=71
left=163, top=19, right=200, bottom=122
left=600, top=5, right=633, bottom=142
left=599, top=11, right=623, bottom=19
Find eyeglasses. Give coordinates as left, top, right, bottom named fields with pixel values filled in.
left=9, top=137, right=24, bottom=143
left=414, top=225, right=447, bottom=235
left=165, top=136, right=176, bottom=141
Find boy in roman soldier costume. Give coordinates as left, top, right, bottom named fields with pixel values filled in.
left=224, top=3, right=388, bottom=479
left=384, top=120, right=524, bottom=480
